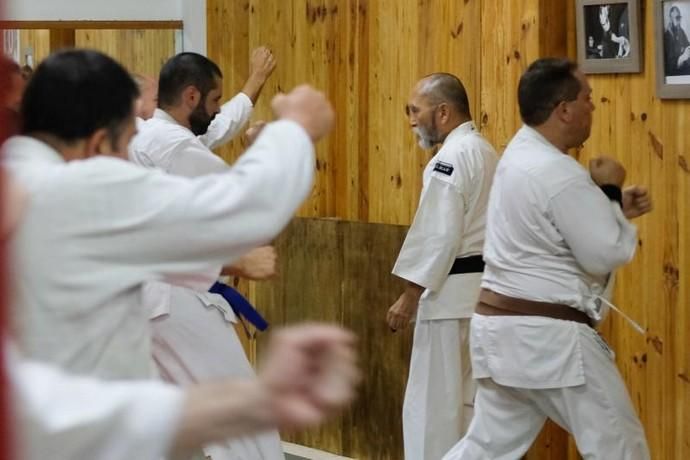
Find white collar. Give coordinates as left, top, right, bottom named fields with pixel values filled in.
left=3, top=136, right=66, bottom=165
left=443, top=120, right=477, bottom=145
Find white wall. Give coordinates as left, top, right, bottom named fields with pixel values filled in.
left=5, top=0, right=208, bottom=55
left=6, top=0, right=183, bottom=21
left=182, top=0, right=207, bottom=55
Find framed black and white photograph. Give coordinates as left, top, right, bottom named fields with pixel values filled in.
left=655, top=0, right=690, bottom=98
left=576, top=0, right=642, bottom=74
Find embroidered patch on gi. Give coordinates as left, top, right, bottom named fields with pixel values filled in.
left=433, top=161, right=454, bottom=176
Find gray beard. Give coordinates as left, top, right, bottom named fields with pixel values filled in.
left=413, top=126, right=437, bottom=150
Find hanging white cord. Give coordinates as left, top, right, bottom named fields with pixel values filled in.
left=596, top=295, right=646, bottom=335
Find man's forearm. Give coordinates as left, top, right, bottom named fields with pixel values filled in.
left=241, top=74, right=269, bottom=104
left=170, top=380, right=275, bottom=459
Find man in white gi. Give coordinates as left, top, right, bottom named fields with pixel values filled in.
left=5, top=48, right=330, bottom=394
left=132, top=46, right=275, bottom=150
left=130, top=51, right=284, bottom=459
left=1, top=140, right=358, bottom=460
left=443, top=58, right=652, bottom=460
left=387, top=73, right=498, bottom=460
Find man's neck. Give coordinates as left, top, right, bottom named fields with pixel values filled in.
left=531, top=124, right=570, bottom=154
left=30, top=132, right=86, bottom=162
left=438, top=116, right=472, bottom=144
left=160, top=106, right=191, bottom=130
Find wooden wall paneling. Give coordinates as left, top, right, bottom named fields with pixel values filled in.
left=206, top=0, right=251, bottom=166
left=479, top=0, right=540, bottom=153
left=252, top=218, right=410, bottom=459
left=365, top=0, right=420, bottom=226
left=254, top=218, right=345, bottom=454
left=675, top=103, right=690, bottom=460
left=17, top=29, right=50, bottom=66
left=330, top=0, right=369, bottom=222
left=74, top=29, right=177, bottom=77
left=339, top=220, right=410, bottom=459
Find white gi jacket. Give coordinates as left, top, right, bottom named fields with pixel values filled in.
left=472, top=125, right=638, bottom=388
left=4, top=120, right=314, bottom=380
left=130, top=93, right=253, bottom=176
left=392, top=121, right=498, bottom=320
left=9, top=343, right=183, bottom=460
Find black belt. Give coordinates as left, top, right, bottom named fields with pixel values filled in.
left=448, top=255, right=485, bottom=275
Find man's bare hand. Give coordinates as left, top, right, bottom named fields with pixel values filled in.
left=245, top=120, right=267, bottom=146
left=622, top=185, right=653, bottom=219
left=224, top=246, right=277, bottom=280
left=272, top=85, right=334, bottom=142
left=249, top=46, right=276, bottom=82
left=259, top=324, right=360, bottom=430
left=387, top=291, right=420, bottom=331
left=589, top=156, right=626, bottom=187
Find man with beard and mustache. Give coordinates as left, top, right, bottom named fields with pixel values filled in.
left=129, top=51, right=288, bottom=460
left=664, top=5, right=690, bottom=76
left=386, top=73, right=498, bottom=460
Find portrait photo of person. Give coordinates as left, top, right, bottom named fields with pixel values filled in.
left=663, top=2, right=690, bottom=78
left=584, top=3, right=632, bottom=59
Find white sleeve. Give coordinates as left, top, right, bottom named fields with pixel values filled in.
left=198, top=92, right=254, bottom=150
left=9, top=345, right=184, bottom=460
left=83, top=120, right=315, bottom=283
left=166, top=136, right=230, bottom=176
left=392, top=176, right=466, bottom=292
left=550, top=180, right=638, bottom=276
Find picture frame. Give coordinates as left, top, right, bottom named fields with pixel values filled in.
left=654, top=0, right=690, bottom=98
left=576, top=0, right=642, bottom=74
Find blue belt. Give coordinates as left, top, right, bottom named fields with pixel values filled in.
left=209, top=282, right=269, bottom=331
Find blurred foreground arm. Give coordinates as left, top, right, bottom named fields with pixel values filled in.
left=12, top=324, right=358, bottom=460
left=172, top=324, right=360, bottom=457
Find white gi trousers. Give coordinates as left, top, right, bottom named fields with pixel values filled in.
left=403, top=318, right=475, bottom=460
left=151, top=287, right=283, bottom=460
left=442, top=315, right=650, bottom=460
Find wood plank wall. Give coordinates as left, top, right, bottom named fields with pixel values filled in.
left=206, top=1, right=689, bottom=458
left=74, top=29, right=178, bottom=75
left=254, top=218, right=411, bottom=459
left=17, top=29, right=50, bottom=65
left=11, top=28, right=177, bottom=76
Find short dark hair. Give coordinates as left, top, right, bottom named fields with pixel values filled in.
left=157, top=53, right=222, bottom=108
left=518, top=58, right=582, bottom=126
left=21, top=49, right=139, bottom=144
left=419, top=72, right=472, bottom=118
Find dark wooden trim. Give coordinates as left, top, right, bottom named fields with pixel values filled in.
left=0, top=20, right=183, bottom=30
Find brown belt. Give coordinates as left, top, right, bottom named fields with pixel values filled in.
left=476, top=288, right=593, bottom=327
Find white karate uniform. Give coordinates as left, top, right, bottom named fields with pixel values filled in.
left=391, top=121, right=498, bottom=460
left=442, top=125, right=650, bottom=460
left=8, top=342, right=183, bottom=460
left=4, top=120, right=313, bottom=384
left=130, top=96, right=284, bottom=460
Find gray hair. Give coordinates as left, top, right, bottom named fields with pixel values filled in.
left=418, top=72, right=471, bottom=119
